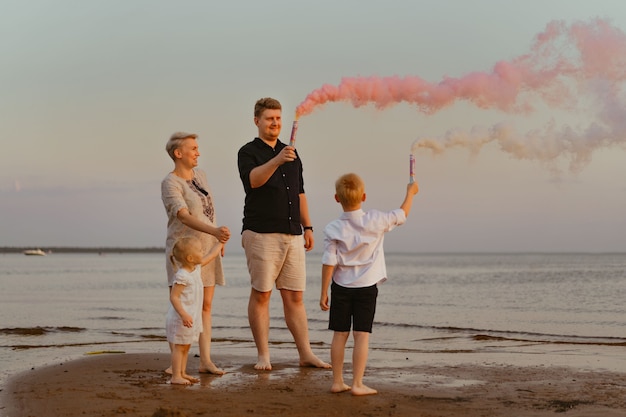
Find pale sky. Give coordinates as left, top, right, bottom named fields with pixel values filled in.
left=2, top=0, right=625, bottom=252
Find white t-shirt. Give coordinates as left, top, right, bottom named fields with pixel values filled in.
left=322, top=208, right=406, bottom=288
left=165, top=266, right=203, bottom=344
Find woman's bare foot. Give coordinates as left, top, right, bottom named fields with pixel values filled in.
left=254, top=356, right=272, bottom=371
left=182, top=374, right=199, bottom=384
left=164, top=366, right=173, bottom=375
left=170, top=377, right=191, bottom=385
left=299, top=354, right=331, bottom=369
left=199, top=362, right=225, bottom=375
left=351, top=384, right=378, bottom=396
left=330, top=382, right=351, bottom=393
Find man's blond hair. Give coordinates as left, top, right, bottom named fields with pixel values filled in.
left=335, top=173, right=364, bottom=207
left=254, top=97, right=282, bottom=118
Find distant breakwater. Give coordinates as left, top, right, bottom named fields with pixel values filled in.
left=0, top=247, right=164, bottom=254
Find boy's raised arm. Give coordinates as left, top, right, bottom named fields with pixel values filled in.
left=400, top=181, right=419, bottom=217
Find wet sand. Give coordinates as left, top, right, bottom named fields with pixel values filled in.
left=2, top=349, right=626, bottom=417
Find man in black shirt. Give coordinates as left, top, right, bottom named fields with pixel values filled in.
left=237, top=97, right=330, bottom=371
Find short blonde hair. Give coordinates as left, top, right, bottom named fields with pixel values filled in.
left=165, top=132, right=197, bottom=161
left=335, top=173, right=365, bottom=207
left=254, top=97, right=282, bottom=118
left=169, top=236, right=199, bottom=267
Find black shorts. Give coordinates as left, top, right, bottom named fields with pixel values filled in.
left=328, top=281, right=378, bottom=333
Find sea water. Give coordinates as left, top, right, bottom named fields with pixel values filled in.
left=1, top=252, right=625, bottom=388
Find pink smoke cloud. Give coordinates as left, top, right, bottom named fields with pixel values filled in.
left=295, top=19, right=626, bottom=173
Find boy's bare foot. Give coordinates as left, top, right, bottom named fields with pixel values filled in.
left=164, top=366, right=173, bottom=375
left=330, top=382, right=351, bottom=393
left=351, top=384, right=378, bottom=396
left=254, top=356, right=272, bottom=371
left=170, top=377, right=191, bottom=385
left=299, top=354, right=331, bottom=369
left=199, top=362, right=225, bottom=375
left=182, top=374, right=199, bottom=384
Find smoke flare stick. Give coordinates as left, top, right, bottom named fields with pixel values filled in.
left=289, top=120, right=299, bottom=147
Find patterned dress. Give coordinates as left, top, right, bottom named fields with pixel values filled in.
left=161, top=169, right=225, bottom=287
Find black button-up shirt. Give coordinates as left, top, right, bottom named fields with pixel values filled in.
left=238, top=137, right=305, bottom=235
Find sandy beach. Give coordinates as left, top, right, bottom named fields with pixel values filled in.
left=2, top=349, right=626, bottom=417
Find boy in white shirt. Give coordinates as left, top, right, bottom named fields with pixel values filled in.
left=320, top=173, right=419, bottom=395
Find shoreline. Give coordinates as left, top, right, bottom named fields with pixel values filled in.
left=3, top=349, right=626, bottom=417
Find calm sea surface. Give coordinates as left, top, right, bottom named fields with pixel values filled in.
left=1, top=252, right=625, bottom=387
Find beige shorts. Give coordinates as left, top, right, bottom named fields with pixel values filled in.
left=241, top=230, right=306, bottom=292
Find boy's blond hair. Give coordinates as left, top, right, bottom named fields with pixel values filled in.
left=335, top=173, right=365, bottom=207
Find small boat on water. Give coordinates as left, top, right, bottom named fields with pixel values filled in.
left=23, top=249, right=47, bottom=256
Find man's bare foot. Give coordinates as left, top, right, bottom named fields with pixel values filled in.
left=351, top=384, right=378, bottom=396
left=182, top=374, right=199, bottom=384
left=299, top=354, right=331, bottom=369
left=199, top=363, right=225, bottom=375
left=164, top=366, right=173, bottom=375
left=330, top=382, right=351, bottom=393
left=254, top=354, right=272, bottom=371
left=170, top=377, right=191, bottom=385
